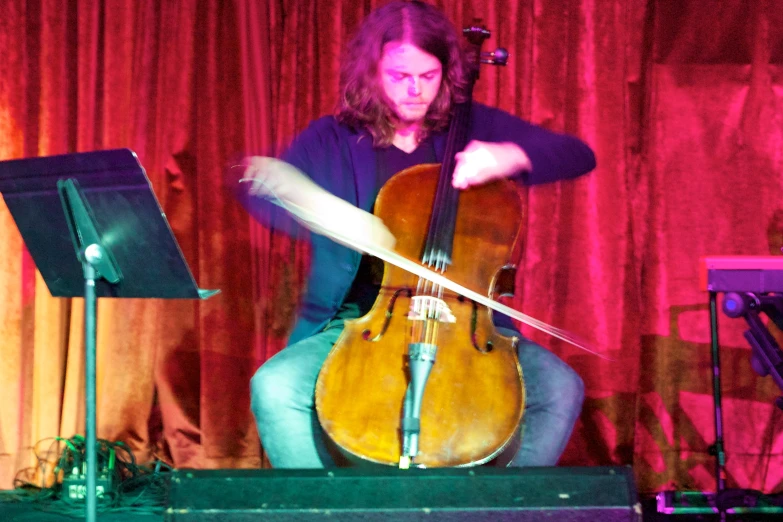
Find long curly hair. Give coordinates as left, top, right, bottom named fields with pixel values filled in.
left=335, top=1, right=470, bottom=147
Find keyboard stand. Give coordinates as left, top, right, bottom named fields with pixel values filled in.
left=657, top=256, right=783, bottom=519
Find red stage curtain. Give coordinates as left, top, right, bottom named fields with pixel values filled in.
left=0, top=0, right=781, bottom=495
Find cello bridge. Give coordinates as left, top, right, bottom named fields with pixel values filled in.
left=407, top=296, right=456, bottom=323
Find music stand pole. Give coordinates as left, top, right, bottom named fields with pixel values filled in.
left=84, top=259, right=98, bottom=522
left=59, top=176, right=123, bottom=522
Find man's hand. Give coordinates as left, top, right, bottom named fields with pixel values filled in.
left=240, top=156, right=396, bottom=254
left=452, top=141, right=531, bottom=189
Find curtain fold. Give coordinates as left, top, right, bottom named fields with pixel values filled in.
left=1, top=0, right=781, bottom=495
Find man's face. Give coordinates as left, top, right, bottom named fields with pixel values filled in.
left=377, top=41, right=443, bottom=125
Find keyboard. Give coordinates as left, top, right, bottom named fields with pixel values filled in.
left=700, top=256, right=783, bottom=293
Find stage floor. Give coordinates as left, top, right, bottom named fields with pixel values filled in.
left=1, top=495, right=781, bottom=522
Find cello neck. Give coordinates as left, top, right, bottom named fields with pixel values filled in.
left=422, top=24, right=488, bottom=268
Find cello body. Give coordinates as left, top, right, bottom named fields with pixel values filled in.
left=314, top=163, right=526, bottom=467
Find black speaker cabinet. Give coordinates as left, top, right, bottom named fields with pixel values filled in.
left=165, top=466, right=640, bottom=521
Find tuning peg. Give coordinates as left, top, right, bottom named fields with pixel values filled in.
left=480, top=48, right=508, bottom=66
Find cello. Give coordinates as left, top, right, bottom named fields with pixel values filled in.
left=314, top=24, right=525, bottom=469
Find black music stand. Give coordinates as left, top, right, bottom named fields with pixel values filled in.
left=0, top=149, right=218, bottom=522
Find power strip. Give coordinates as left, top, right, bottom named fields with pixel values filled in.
left=62, top=474, right=114, bottom=501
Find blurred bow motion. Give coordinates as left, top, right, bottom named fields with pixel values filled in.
left=238, top=157, right=604, bottom=359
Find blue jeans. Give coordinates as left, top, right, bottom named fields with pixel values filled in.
left=250, top=321, right=584, bottom=468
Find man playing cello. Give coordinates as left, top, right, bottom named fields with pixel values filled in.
left=239, top=0, right=596, bottom=469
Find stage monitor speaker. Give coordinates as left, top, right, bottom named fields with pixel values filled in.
left=165, top=466, right=641, bottom=521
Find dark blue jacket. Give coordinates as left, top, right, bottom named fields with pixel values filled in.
left=243, top=103, right=596, bottom=345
